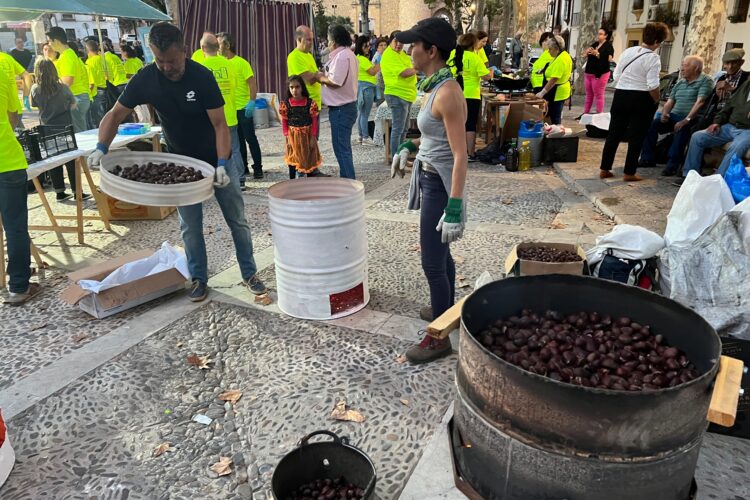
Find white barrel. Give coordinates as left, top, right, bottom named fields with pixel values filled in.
left=253, top=107, right=269, bottom=129
left=268, top=178, right=369, bottom=320
left=100, top=151, right=215, bottom=207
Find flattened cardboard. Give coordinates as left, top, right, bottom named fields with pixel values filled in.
left=505, top=242, right=588, bottom=277
left=67, top=249, right=153, bottom=283
left=501, top=103, right=545, bottom=144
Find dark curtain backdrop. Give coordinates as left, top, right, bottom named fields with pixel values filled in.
left=178, top=0, right=311, bottom=98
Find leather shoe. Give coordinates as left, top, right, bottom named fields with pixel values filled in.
left=623, top=174, right=644, bottom=182
left=599, top=170, right=614, bottom=179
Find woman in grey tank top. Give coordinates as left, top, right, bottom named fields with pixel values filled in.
left=395, top=18, right=469, bottom=364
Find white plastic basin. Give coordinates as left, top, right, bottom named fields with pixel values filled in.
left=100, top=151, right=215, bottom=207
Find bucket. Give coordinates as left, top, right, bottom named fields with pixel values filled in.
left=268, top=178, right=369, bottom=320
left=254, top=98, right=269, bottom=129
left=271, top=431, right=377, bottom=500
left=518, top=120, right=544, bottom=168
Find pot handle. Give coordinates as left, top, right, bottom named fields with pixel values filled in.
left=707, top=355, right=744, bottom=427
left=299, top=430, right=350, bottom=447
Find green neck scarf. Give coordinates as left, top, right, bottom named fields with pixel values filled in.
left=419, top=66, right=453, bottom=93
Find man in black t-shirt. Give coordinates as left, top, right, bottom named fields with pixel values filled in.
left=88, top=22, right=267, bottom=302
left=10, top=38, right=33, bottom=70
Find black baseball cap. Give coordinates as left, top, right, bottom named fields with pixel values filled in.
left=395, top=18, right=457, bottom=53
left=46, top=26, right=68, bottom=43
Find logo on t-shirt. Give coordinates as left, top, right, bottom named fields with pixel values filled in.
left=186, top=90, right=196, bottom=102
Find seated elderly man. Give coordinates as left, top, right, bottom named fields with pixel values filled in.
left=639, top=55, right=714, bottom=176
left=676, top=79, right=750, bottom=185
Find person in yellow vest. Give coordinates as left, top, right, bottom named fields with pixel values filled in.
left=218, top=31, right=264, bottom=187
left=198, top=32, right=245, bottom=184
left=454, top=33, right=491, bottom=161
left=531, top=32, right=554, bottom=94
left=354, top=35, right=379, bottom=146
left=103, top=39, right=129, bottom=91
left=1, top=68, right=40, bottom=305
left=84, top=39, right=107, bottom=128
left=535, top=34, right=573, bottom=125
left=286, top=25, right=322, bottom=111
left=191, top=31, right=214, bottom=63
left=122, top=45, right=144, bottom=79
left=381, top=30, right=418, bottom=158
left=473, top=30, right=490, bottom=67
left=46, top=27, right=90, bottom=132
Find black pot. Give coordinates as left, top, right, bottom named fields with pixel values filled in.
left=271, top=430, right=377, bottom=500
left=457, top=275, right=721, bottom=456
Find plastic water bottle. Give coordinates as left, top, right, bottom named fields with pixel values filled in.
left=506, top=139, right=519, bottom=172
left=519, top=140, right=531, bottom=171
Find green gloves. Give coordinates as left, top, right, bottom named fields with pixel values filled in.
left=436, top=198, right=464, bottom=243
left=397, top=140, right=417, bottom=154
left=443, top=197, right=463, bottom=223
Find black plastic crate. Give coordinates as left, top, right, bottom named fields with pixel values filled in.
left=33, top=124, right=78, bottom=160
left=542, top=136, right=579, bottom=163
left=16, top=129, right=41, bottom=164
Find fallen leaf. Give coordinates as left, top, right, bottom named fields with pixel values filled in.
left=330, top=400, right=366, bottom=423
left=410, top=244, right=421, bottom=252
left=187, top=354, right=212, bottom=369
left=72, top=333, right=89, bottom=343
left=210, top=456, right=232, bottom=476
left=395, top=354, right=408, bottom=364
left=457, top=281, right=471, bottom=289
left=453, top=255, right=465, bottom=265
left=29, top=322, right=47, bottom=331
left=502, top=199, right=513, bottom=205
left=176, top=342, right=184, bottom=348
left=549, top=221, right=567, bottom=230
left=254, top=294, right=273, bottom=306
left=204, top=225, right=215, bottom=235
left=153, top=442, right=172, bottom=457
left=219, top=390, right=243, bottom=404
left=399, top=399, right=410, bottom=406
left=456, top=274, right=465, bottom=281
left=545, top=169, right=556, bottom=176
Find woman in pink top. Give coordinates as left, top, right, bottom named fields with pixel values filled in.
left=317, top=25, right=359, bottom=179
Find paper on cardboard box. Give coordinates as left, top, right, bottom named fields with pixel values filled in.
left=60, top=243, right=189, bottom=319
left=505, top=242, right=588, bottom=277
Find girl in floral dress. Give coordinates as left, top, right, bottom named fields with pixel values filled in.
left=280, top=75, right=324, bottom=178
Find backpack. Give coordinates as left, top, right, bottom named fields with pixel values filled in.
left=594, top=252, right=660, bottom=292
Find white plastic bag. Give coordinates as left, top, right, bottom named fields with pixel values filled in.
left=78, top=242, right=190, bottom=294
left=586, top=224, right=665, bottom=266
left=664, top=171, right=735, bottom=248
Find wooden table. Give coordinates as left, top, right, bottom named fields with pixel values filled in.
left=0, top=128, right=162, bottom=288
left=481, top=94, right=547, bottom=143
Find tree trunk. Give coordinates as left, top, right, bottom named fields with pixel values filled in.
left=473, top=0, right=486, bottom=31
left=453, top=1, right=464, bottom=35
left=359, top=0, right=370, bottom=35
left=165, top=0, right=180, bottom=26
left=515, top=0, right=527, bottom=70
left=683, top=0, right=727, bottom=73
left=497, top=0, right=512, bottom=66
left=574, top=0, right=600, bottom=95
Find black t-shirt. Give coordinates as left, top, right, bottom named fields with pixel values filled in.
left=585, top=41, right=614, bottom=77
left=118, top=59, right=224, bottom=165
left=10, top=48, right=33, bottom=70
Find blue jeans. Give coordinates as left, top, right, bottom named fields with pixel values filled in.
left=176, top=150, right=257, bottom=284
left=356, top=82, right=376, bottom=139
left=0, top=169, right=31, bottom=293
left=683, top=124, right=750, bottom=176
left=71, top=93, right=91, bottom=133
left=329, top=101, right=358, bottom=179
left=639, top=112, right=690, bottom=171
left=385, top=94, right=412, bottom=157
left=420, top=170, right=455, bottom=318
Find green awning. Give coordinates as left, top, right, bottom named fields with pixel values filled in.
left=0, top=0, right=171, bottom=22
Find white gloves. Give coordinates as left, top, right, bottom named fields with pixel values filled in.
left=435, top=213, right=464, bottom=244
left=390, top=149, right=408, bottom=179
left=213, top=166, right=231, bottom=188
left=87, top=149, right=104, bottom=168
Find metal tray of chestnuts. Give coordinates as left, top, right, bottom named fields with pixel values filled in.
left=100, top=151, right=215, bottom=207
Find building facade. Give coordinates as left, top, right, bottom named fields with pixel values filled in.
left=547, top=0, right=750, bottom=73
left=319, top=0, right=435, bottom=36
left=47, top=13, right=122, bottom=45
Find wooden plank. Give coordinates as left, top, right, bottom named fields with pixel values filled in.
left=426, top=296, right=469, bottom=340
left=81, top=162, right=111, bottom=231
left=707, top=355, right=744, bottom=427
left=75, top=158, right=85, bottom=244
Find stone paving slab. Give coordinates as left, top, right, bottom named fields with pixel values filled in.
left=3, top=302, right=455, bottom=500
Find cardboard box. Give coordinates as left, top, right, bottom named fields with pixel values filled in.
left=60, top=249, right=187, bottom=319
left=505, top=242, right=588, bottom=277
left=100, top=191, right=175, bottom=221
left=501, top=102, right=545, bottom=144
left=708, top=337, right=750, bottom=439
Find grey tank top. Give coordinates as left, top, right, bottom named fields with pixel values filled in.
left=416, top=78, right=454, bottom=169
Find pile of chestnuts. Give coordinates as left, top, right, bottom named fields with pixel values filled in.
left=517, top=246, right=581, bottom=263
left=285, top=477, right=365, bottom=500
left=476, top=309, right=699, bottom=391
left=112, top=162, right=205, bottom=184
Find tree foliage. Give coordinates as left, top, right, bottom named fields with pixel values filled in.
left=313, top=0, right=354, bottom=39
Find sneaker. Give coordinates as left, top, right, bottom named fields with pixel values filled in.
left=245, top=275, right=268, bottom=295
left=672, top=177, right=686, bottom=187
left=56, top=192, right=72, bottom=201
left=405, top=332, right=453, bottom=364
left=353, top=137, right=363, bottom=146
left=362, top=137, right=377, bottom=147
left=306, top=169, right=331, bottom=177
left=253, top=169, right=264, bottom=179
left=240, top=180, right=247, bottom=192
left=188, top=280, right=208, bottom=302
left=80, top=193, right=92, bottom=201
left=419, top=306, right=433, bottom=322
left=5, top=283, right=42, bottom=306
left=468, top=155, right=479, bottom=163
left=661, top=167, right=677, bottom=177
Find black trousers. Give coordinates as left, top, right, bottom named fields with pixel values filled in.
left=600, top=89, right=658, bottom=175
left=50, top=160, right=79, bottom=194
left=236, top=109, right=263, bottom=177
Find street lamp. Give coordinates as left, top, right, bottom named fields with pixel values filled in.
left=332, top=4, right=337, bottom=16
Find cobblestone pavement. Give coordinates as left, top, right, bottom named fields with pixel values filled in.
left=2, top=105, right=749, bottom=499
